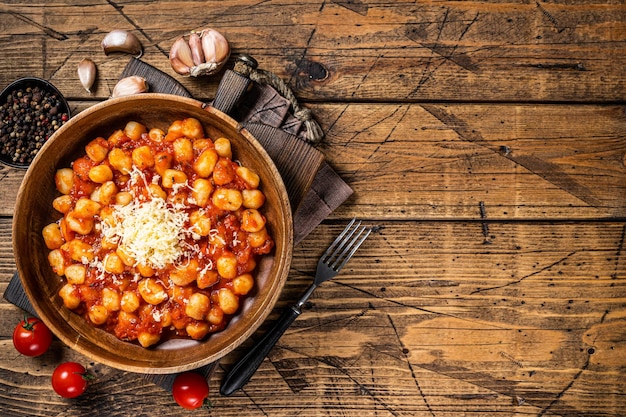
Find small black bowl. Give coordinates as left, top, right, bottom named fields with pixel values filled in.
left=0, top=77, right=71, bottom=169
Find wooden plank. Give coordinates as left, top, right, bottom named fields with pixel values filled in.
left=320, top=102, right=626, bottom=220
left=2, top=102, right=624, bottom=219
left=0, top=220, right=624, bottom=416
left=0, top=1, right=624, bottom=102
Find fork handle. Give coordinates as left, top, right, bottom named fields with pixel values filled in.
left=220, top=305, right=301, bottom=396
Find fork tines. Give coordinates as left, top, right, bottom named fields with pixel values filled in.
left=322, top=218, right=372, bottom=272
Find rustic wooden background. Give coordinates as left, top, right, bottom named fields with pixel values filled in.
left=0, top=1, right=625, bottom=416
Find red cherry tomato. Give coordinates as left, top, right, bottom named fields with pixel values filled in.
left=12, top=317, right=53, bottom=357
left=51, top=362, right=92, bottom=398
left=172, top=372, right=210, bottom=410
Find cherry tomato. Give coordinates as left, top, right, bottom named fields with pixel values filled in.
left=12, top=317, right=53, bottom=357
left=172, top=372, right=210, bottom=410
left=51, top=362, right=92, bottom=398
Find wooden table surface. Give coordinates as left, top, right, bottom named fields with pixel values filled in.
left=1, top=1, right=625, bottom=416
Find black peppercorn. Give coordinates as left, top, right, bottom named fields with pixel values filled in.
left=0, top=79, right=69, bottom=167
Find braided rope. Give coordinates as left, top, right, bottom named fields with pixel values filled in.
left=235, top=60, right=324, bottom=144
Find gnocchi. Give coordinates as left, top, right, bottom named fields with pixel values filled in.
left=44, top=117, right=274, bottom=348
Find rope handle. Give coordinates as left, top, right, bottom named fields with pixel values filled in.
left=233, top=54, right=324, bottom=145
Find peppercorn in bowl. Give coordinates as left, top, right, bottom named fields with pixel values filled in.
left=0, top=77, right=70, bottom=168
left=13, top=94, right=293, bottom=373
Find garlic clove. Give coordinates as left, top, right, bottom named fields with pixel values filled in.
left=169, top=28, right=230, bottom=77
left=188, top=32, right=205, bottom=66
left=102, top=30, right=143, bottom=58
left=187, top=28, right=230, bottom=77
left=111, top=76, right=148, bottom=98
left=169, top=37, right=194, bottom=75
left=200, top=29, right=230, bottom=65
left=77, top=58, right=97, bottom=93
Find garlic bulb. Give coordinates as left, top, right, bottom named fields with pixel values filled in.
left=77, top=58, right=97, bottom=93
left=111, top=76, right=148, bottom=98
left=169, top=29, right=230, bottom=77
left=102, top=30, right=143, bottom=58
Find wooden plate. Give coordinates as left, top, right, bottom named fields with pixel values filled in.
left=13, top=94, right=293, bottom=374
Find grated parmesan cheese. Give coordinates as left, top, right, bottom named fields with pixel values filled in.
left=129, top=165, right=150, bottom=190
left=101, top=197, right=189, bottom=270
left=152, top=309, right=163, bottom=322
left=88, top=256, right=107, bottom=280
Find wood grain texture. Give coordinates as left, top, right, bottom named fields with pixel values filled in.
left=0, top=1, right=624, bottom=102
left=317, top=102, right=626, bottom=220
left=2, top=103, right=624, bottom=219
left=1, top=220, right=625, bottom=416
left=0, top=0, right=624, bottom=416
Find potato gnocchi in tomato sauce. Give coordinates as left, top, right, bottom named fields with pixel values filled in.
left=42, top=117, right=274, bottom=347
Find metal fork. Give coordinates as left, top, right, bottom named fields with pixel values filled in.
left=220, top=218, right=372, bottom=396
